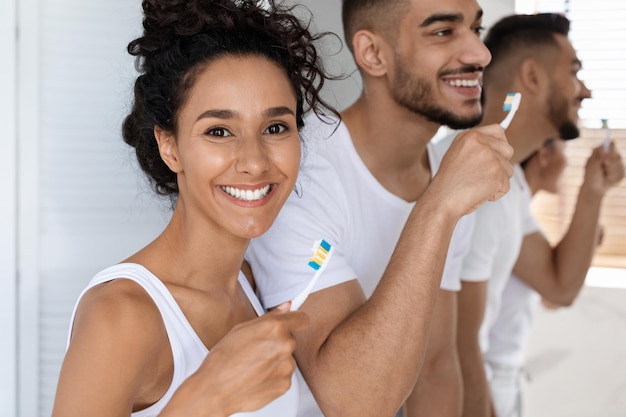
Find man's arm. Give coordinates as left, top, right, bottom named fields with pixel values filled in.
left=403, top=290, right=462, bottom=417
left=292, top=126, right=513, bottom=417
left=456, top=281, right=491, bottom=417
left=514, top=145, right=624, bottom=306
left=295, top=197, right=462, bottom=417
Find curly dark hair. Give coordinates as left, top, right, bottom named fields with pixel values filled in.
left=122, top=0, right=339, bottom=196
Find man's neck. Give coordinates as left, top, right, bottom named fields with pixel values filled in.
left=340, top=95, right=439, bottom=202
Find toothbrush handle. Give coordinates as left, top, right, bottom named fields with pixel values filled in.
left=289, top=295, right=308, bottom=311
left=604, top=129, right=611, bottom=152
left=289, top=268, right=322, bottom=311
left=500, top=110, right=515, bottom=130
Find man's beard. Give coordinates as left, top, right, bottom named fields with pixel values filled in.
left=548, top=83, right=580, bottom=140
left=391, top=54, right=483, bottom=130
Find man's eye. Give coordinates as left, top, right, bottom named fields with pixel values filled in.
left=473, top=26, right=485, bottom=36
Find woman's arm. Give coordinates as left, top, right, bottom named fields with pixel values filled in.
left=52, top=279, right=170, bottom=417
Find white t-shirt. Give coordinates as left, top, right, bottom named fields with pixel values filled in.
left=484, top=272, right=541, bottom=368
left=437, top=131, right=540, bottom=357
left=67, top=263, right=300, bottom=417
left=249, top=115, right=473, bottom=305
left=439, top=131, right=540, bottom=355
left=482, top=161, right=544, bottom=368
left=246, top=115, right=475, bottom=417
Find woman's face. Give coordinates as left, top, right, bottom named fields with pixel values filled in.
left=158, top=55, right=301, bottom=239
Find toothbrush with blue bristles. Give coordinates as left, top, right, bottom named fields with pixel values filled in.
left=500, top=92, right=522, bottom=130
left=290, top=239, right=334, bottom=311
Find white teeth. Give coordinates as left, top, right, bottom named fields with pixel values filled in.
left=221, top=185, right=271, bottom=201
left=447, top=79, right=479, bottom=88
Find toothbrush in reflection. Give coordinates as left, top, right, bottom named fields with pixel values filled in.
left=601, top=119, right=611, bottom=152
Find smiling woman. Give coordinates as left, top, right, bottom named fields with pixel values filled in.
left=152, top=55, right=303, bottom=238
left=50, top=1, right=338, bottom=417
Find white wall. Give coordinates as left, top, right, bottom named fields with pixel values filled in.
left=17, top=0, right=41, bottom=414
left=482, top=0, right=516, bottom=28
left=288, top=0, right=360, bottom=111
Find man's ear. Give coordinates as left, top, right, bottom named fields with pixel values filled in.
left=537, top=144, right=552, bottom=169
left=518, top=58, right=547, bottom=95
left=352, top=29, right=389, bottom=77
left=154, top=127, right=182, bottom=173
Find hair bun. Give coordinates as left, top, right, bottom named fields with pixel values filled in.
left=131, top=0, right=263, bottom=57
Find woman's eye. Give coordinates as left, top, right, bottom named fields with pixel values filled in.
left=206, top=127, right=232, bottom=137
left=265, top=123, right=288, bottom=134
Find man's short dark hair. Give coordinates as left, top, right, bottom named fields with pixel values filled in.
left=484, top=13, right=570, bottom=68
left=341, top=0, right=408, bottom=52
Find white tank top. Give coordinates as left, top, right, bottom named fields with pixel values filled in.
left=67, top=263, right=300, bottom=417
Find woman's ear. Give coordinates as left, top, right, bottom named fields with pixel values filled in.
left=154, top=127, right=182, bottom=173
left=352, top=29, right=389, bottom=78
